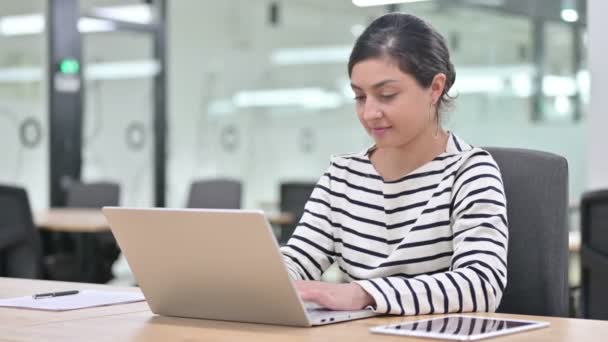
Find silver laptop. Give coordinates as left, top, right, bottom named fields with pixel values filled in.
left=102, top=207, right=379, bottom=327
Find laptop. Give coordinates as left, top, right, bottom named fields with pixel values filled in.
left=102, top=207, right=379, bottom=327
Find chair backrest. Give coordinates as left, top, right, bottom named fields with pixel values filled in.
left=187, top=179, right=241, bottom=209
left=485, top=147, right=569, bottom=317
left=580, top=189, right=608, bottom=319
left=278, top=182, right=316, bottom=244
left=61, top=181, right=120, bottom=283
left=66, top=182, right=120, bottom=208
left=0, top=184, right=40, bottom=278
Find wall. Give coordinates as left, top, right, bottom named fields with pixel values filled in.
left=588, top=0, right=608, bottom=190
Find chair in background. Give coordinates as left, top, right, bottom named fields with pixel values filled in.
left=0, top=184, right=41, bottom=278
left=485, top=147, right=569, bottom=317
left=44, top=181, right=121, bottom=283
left=186, top=179, right=242, bottom=209
left=278, top=182, right=316, bottom=245
left=66, top=182, right=120, bottom=208
left=580, top=189, right=608, bottom=320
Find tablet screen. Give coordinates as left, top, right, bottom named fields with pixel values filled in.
left=370, top=315, right=549, bottom=341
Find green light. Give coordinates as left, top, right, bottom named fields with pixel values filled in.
left=59, top=59, right=80, bottom=74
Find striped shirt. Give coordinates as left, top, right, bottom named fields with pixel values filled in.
left=280, top=133, right=508, bottom=316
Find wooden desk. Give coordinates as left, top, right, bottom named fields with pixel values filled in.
left=3, top=278, right=608, bottom=341
left=34, top=209, right=111, bottom=283
left=267, top=212, right=295, bottom=226
left=35, top=209, right=294, bottom=232
left=0, top=278, right=147, bottom=329
left=35, top=208, right=109, bottom=233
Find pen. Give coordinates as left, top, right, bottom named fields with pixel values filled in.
left=33, top=290, right=80, bottom=299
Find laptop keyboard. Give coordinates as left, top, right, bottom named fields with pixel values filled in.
left=304, top=301, right=370, bottom=322
left=304, top=301, right=326, bottom=310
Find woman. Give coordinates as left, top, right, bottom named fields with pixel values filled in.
left=280, top=12, right=508, bottom=316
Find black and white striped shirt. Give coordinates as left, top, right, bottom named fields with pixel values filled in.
left=280, top=133, right=508, bottom=315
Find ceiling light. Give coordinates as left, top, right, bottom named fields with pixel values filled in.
left=543, top=75, right=577, bottom=97
left=233, top=88, right=342, bottom=109
left=271, top=46, right=351, bottom=65
left=0, top=4, right=152, bottom=36
left=86, top=60, right=160, bottom=80
left=352, top=0, right=432, bottom=7
left=0, top=14, right=44, bottom=35
left=510, top=73, right=533, bottom=97
left=93, top=4, right=153, bottom=24
left=0, top=60, right=160, bottom=83
left=78, top=18, right=116, bottom=33
left=561, top=9, right=578, bottom=22
left=0, top=14, right=117, bottom=36
left=452, top=76, right=505, bottom=94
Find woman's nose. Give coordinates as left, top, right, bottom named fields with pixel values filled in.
left=363, top=101, right=382, bottom=121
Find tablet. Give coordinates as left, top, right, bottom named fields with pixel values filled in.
left=370, top=315, right=549, bottom=341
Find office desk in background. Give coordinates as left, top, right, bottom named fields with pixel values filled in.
left=2, top=277, right=608, bottom=341
left=34, top=209, right=112, bottom=283
left=35, top=208, right=109, bottom=233
left=34, top=208, right=295, bottom=232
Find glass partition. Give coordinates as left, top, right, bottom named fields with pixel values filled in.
left=0, top=0, right=48, bottom=210
left=79, top=0, right=157, bottom=207
left=81, top=31, right=156, bottom=207
left=167, top=0, right=588, bottom=213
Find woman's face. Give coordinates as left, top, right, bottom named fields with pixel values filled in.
left=350, top=58, right=444, bottom=149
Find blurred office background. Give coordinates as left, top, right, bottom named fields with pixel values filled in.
left=2, top=0, right=607, bottom=319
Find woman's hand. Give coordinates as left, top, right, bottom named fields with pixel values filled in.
left=294, top=280, right=375, bottom=311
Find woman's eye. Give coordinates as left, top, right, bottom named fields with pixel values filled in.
left=381, top=94, right=397, bottom=101
left=353, top=96, right=366, bottom=102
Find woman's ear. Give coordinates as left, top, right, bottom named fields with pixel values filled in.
left=430, top=73, right=447, bottom=104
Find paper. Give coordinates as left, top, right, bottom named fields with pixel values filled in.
left=0, top=289, right=146, bottom=311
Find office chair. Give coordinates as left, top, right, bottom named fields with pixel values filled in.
left=278, top=182, right=316, bottom=245
left=66, top=181, right=120, bottom=208
left=580, top=189, right=608, bottom=320
left=45, top=181, right=121, bottom=283
left=186, top=179, right=242, bottom=209
left=485, top=147, right=569, bottom=317
left=0, top=184, right=41, bottom=278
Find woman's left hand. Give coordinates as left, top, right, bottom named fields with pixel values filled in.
left=294, top=280, right=374, bottom=311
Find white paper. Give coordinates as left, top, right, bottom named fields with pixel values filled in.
left=0, top=289, right=145, bottom=311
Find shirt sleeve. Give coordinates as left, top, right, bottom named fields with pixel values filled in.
left=353, top=151, right=509, bottom=315
left=280, top=166, right=337, bottom=281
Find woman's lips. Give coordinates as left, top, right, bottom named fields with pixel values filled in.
left=371, top=127, right=391, bottom=136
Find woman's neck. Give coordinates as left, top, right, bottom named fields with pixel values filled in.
left=371, top=127, right=449, bottom=182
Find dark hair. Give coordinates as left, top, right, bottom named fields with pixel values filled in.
left=348, top=13, right=456, bottom=116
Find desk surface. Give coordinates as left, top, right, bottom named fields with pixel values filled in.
left=0, top=278, right=147, bottom=329
left=2, top=278, right=608, bottom=342
left=35, top=208, right=110, bottom=233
